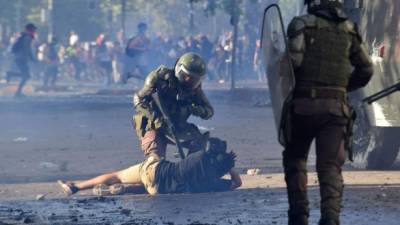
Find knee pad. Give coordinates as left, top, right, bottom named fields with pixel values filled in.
left=318, top=169, right=344, bottom=196
left=318, top=170, right=343, bottom=216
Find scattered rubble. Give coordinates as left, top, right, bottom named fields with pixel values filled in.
left=13, top=137, right=28, bottom=142
left=35, top=194, right=45, bottom=201
left=247, top=168, right=261, bottom=175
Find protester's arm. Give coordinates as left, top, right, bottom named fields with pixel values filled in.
left=253, top=47, right=259, bottom=69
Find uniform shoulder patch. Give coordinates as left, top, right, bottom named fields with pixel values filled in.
left=297, top=14, right=317, bottom=28
left=155, top=65, right=172, bottom=79
left=288, top=18, right=305, bottom=38
left=156, top=65, right=169, bottom=74
left=288, top=15, right=316, bottom=38
left=344, top=20, right=356, bottom=33
left=344, top=20, right=362, bottom=41
left=144, top=65, right=169, bottom=87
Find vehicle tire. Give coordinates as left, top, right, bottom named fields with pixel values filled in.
left=366, top=127, right=400, bottom=169
left=352, top=104, right=400, bottom=169
left=352, top=103, right=372, bottom=168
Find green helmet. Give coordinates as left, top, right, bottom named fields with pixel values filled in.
left=305, top=0, right=344, bottom=12
left=175, top=52, right=206, bottom=90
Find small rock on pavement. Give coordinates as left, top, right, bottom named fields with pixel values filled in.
left=36, top=194, right=45, bottom=200
left=247, top=168, right=261, bottom=175
left=13, top=137, right=28, bottom=142
left=120, top=209, right=131, bottom=216
left=23, top=217, right=34, bottom=224
left=39, top=162, right=59, bottom=172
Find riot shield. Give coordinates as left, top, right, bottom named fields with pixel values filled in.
left=261, top=4, right=295, bottom=131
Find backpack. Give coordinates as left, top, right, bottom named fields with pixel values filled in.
left=11, top=36, right=24, bottom=54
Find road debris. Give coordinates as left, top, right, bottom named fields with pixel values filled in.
left=39, top=162, right=59, bottom=172
left=13, top=137, right=28, bottom=142
left=247, top=168, right=261, bottom=175
left=35, top=194, right=45, bottom=201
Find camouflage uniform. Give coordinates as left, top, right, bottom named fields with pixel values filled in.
left=283, top=3, right=373, bottom=225
left=133, top=65, right=213, bottom=158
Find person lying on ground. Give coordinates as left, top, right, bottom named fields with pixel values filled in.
left=58, top=138, right=242, bottom=196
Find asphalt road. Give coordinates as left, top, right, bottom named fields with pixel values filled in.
left=0, top=85, right=399, bottom=225
left=0, top=89, right=279, bottom=184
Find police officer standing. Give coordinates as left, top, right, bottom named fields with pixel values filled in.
left=282, top=1, right=373, bottom=225
left=7, top=23, right=37, bottom=97
left=133, top=52, right=213, bottom=159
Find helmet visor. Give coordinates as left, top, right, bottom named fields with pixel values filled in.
left=177, top=67, right=204, bottom=89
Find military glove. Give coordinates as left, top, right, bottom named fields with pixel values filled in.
left=177, top=97, right=193, bottom=106
left=190, top=105, right=212, bottom=120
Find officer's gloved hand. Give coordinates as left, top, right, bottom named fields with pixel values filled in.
left=190, top=105, right=207, bottom=118
left=176, top=89, right=193, bottom=102
left=177, top=99, right=192, bottom=107
left=190, top=105, right=212, bottom=120
left=178, top=104, right=192, bottom=120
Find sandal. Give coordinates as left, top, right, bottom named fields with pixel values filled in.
left=57, top=180, right=78, bottom=196
left=92, top=183, right=125, bottom=196
left=92, top=184, right=110, bottom=196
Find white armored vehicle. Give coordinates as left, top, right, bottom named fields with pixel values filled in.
left=261, top=0, right=400, bottom=169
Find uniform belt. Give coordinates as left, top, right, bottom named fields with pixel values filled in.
left=294, top=88, right=346, bottom=100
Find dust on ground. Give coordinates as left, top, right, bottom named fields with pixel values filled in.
left=0, top=82, right=399, bottom=224
left=0, top=182, right=399, bottom=225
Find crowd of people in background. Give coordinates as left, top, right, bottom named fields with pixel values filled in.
left=0, top=22, right=265, bottom=95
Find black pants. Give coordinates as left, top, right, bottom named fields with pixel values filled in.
left=43, top=65, right=58, bottom=87
left=14, top=59, right=31, bottom=95
left=283, top=99, right=348, bottom=225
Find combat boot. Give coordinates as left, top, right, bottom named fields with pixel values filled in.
left=283, top=158, right=309, bottom=225
left=319, top=218, right=339, bottom=225
left=288, top=214, right=308, bottom=225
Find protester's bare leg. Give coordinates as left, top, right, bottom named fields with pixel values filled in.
left=58, top=162, right=144, bottom=195
left=75, top=161, right=144, bottom=191
left=74, top=171, right=121, bottom=190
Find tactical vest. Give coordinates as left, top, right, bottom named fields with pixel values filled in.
left=297, top=17, right=354, bottom=87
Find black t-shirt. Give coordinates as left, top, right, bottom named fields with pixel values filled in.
left=155, top=151, right=232, bottom=194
